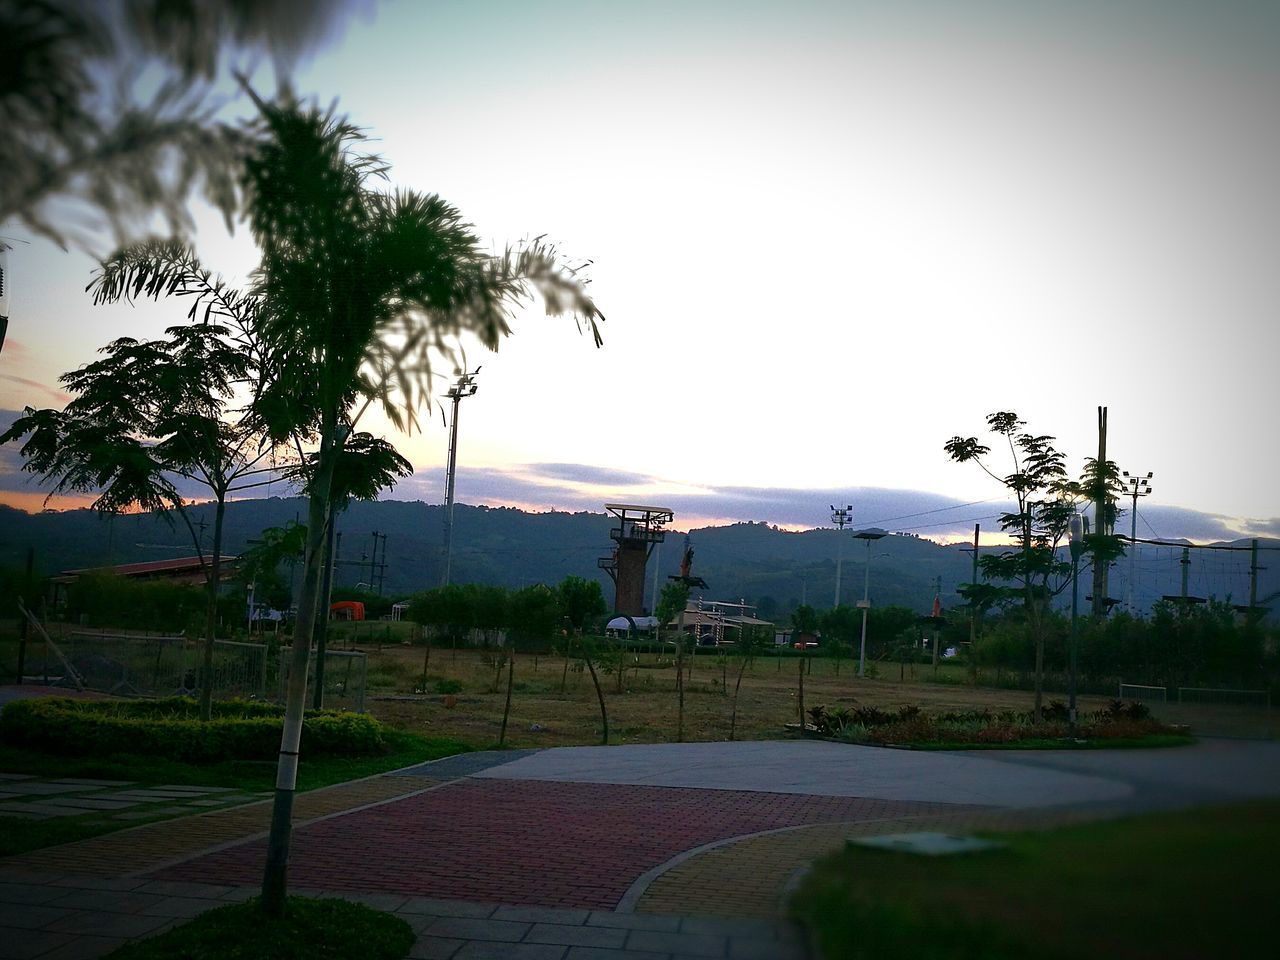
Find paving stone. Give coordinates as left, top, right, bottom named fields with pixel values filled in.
left=588, top=913, right=681, bottom=932
left=626, top=930, right=728, bottom=957
left=0, top=803, right=84, bottom=818
left=0, top=902, right=73, bottom=930
left=219, top=887, right=258, bottom=902
left=565, top=949, right=669, bottom=960
left=681, top=917, right=792, bottom=938
left=0, top=882, right=69, bottom=905
left=49, top=779, right=133, bottom=788
left=399, top=898, right=498, bottom=918
left=454, top=944, right=567, bottom=960
left=147, top=805, right=197, bottom=815
left=48, top=878, right=148, bottom=892
left=424, top=917, right=531, bottom=942
left=43, top=798, right=139, bottom=811
left=137, top=895, right=225, bottom=919
left=494, top=906, right=591, bottom=925
left=133, top=880, right=236, bottom=898
left=154, top=785, right=235, bottom=793
left=44, top=910, right=172, bottom=939
left=94, top=794, right=170, bottom=804
left=32, top=934, right=130, bottom=960
left=0, top=774, right=35, bottom=781
left=728, top=937, right=808, bottom=959
left=0, top=782, right=87, bottom=796
left=188, top=799, right=233, bottom=807
left=526, top=923, right=627, bottom=949
left=111, top=811, right=161, bottom=821
left=0, top=925, right=75, bottom=959
left=46, top=890, right=165, bottom=913
left=408, top=936, right=465, bottom=959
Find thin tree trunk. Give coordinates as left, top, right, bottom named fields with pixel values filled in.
left=419, top=630, right=432, bottom=691
left=499, top=645, right=515, bottom=746
left=676, top=641, right=685, bottom=743
left=311, top=511, right=337, bottom=710
left=797, top=655, right=806, bottom=731
left=729, top=656, right=750, bottom=741
left=261, top=422, right=336, bottom=917
left=584, top=654, right=608, bottom=745
left=199, top=497, right=227, bottom=722
left=560, top=634, right=573, bottom=693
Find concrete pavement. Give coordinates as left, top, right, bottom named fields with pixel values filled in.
left=3, top=736, right=1278, bottom=959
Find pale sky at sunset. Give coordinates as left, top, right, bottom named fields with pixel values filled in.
left=2, top=0, right=1277, bottom=542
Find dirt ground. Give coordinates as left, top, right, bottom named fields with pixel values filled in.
left=356, top=644, right=1130, bottom=749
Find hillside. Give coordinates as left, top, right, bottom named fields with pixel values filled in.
left=1, top=499, right=1274, bottom=619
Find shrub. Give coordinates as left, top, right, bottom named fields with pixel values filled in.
left=0, top=697, right=386, bottom=762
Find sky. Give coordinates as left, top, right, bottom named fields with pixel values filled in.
left=2, top=0, right=1278, bottom=543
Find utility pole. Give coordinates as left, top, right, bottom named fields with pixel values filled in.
left=441, top=368, right=480, bottom=587
left=962, top=524, right=980, bottom=653
left=1091, top=406, right=1110, bottom=620
left=830, top=504, right=852, bottom=608
left=1121, top=470, right=1153, bottom=615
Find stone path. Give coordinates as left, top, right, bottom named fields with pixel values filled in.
left=3, top=737, right=1278, bottom=959
left=0, top=774, right=266, bottom=824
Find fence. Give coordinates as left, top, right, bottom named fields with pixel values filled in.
left=1118, top=682, right=1168, bottom=702
left=26, top=631, right=366, bottom=711
left=277, top=647, right=368, bottom=713
left=1177, top=687, right=1271, bottom=708
left=39, top=632, right=269, bottom=700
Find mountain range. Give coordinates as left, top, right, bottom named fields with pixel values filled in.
left=1, top=498, right=1275, bottom=620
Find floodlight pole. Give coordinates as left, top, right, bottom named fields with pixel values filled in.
left=830, top=504, right=852, bottom=608
left=854, top=529, right=887, bottom=678
left=1121, top=470, right=1153, bottom=614
left=441, top=369, right=479, bottom=587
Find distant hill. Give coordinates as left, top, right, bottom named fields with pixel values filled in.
left=1, top=499, right=1274, bottom=619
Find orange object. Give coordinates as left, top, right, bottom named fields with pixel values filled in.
left=330, top=600, right=365, bottom=621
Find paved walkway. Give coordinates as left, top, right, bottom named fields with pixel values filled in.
left=2, top=737, right=1278, bottom=959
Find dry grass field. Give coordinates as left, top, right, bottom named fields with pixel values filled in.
left=356, top=644, right=1128, bottom=748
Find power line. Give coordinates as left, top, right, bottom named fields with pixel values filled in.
left=860, top=497, right=1006, bottom=528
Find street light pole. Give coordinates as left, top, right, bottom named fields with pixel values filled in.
left=853, top=528, right=887, bottom=678
left=830, top=504, right=852, bottom=608
left=1121, top=470, right=1153, bottom=615
left=1068, top=511, right=1084, bottom=736
left=441, top=368, right=480, bottom=587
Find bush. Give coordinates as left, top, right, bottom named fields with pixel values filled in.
left=0, top=697, right=387, bottom=762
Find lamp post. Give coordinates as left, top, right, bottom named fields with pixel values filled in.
left=830, top=504, right=852, bottom=608
left=441, top=368, right=480, bottom=586
left=1120, top=470, right=1153, bottom=614
left=1068, top=511, right=1084, bottom=736
left=853, top=528, right=887, bottom=678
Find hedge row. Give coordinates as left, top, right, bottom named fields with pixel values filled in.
left=0, top=697, right=387, bottom=763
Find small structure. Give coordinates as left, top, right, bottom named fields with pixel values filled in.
left=597, top=503, right=674, bottom=616
left=605, top=615, right=660, bottom=639
left=50, top=556, right=240, bottom=607
left=330, top=600, right=365, bottom=621
left=678, top=599, right=772, bottom=647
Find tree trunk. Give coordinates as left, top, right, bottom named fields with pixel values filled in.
left=584, top=654, right=608, bottom=745
left=261, top=421, right=336, bottom=917
left=311, top=511, right=337, bottom=710
left=419, top=631, right=432, bottom=691
left=676, top=643, right=685, bottom=743
left=199, top=496, right=227, bottom=722
left=499, top=645, right=515, bottom=746
left=797, top=655, right=806, bottom=731
left=560, top=634, right=572, bottom=693
left=729, top=656, right=750, bottom=741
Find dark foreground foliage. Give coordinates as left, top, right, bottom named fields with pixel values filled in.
left=105, top=897, right=413, bottom=960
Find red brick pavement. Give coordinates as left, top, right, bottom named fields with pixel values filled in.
left=155, top=779, right=977, bottom=909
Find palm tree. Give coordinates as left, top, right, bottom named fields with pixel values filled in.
left=242, top=93, right=603, bottom=916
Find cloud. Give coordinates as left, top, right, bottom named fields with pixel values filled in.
left=523, top=462, right=659, bottom=487
left=0, top=376, right=69, bottom=405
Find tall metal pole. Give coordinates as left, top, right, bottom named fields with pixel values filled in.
left=831, top=505, right=852, bottom=608
left=1122, top=471, right=1152, bottom=614
left=441, top=370, right=479, bottom=587
left=1091, top=406, right=1109, bottom=620
left=1068, top=513, right=1084, bottom=736
left=858, top=537, right=871, bottom=677
left=968, top=524, right=979, bottom=651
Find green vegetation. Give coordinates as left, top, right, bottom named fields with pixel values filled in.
left=793, top=798, right=1279, bottom=960
left=105, top=897, right=413, bottom=960
left=0, top=697, right=387, bottom=762
left=805, top=699, right=1187, bottom=748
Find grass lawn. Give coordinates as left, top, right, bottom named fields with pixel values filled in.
left=792, top=798, right=1280, bottom=960
left=105, top=896, right=412, bottom=960
left=0, top=729, right=470, bottom=857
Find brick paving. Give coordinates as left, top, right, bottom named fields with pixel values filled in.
left=152, top=779, right=976, bottom=909
left=635, top=805, right=1112, bottom=919
left=2, top=775, right=438, bottom=878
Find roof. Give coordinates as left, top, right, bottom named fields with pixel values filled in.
left=59, top=556, right=238, bottom=578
